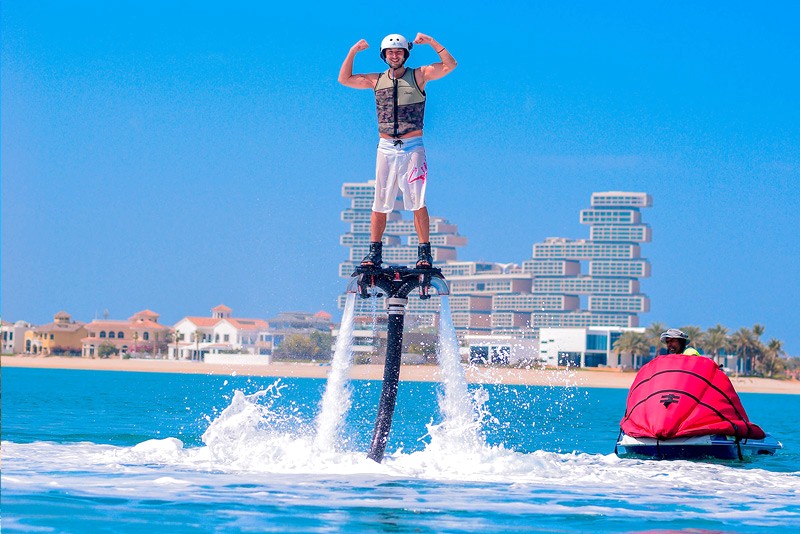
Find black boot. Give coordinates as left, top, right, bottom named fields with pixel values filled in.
left=416, top=242, right=433, bottom=269
left=361, top=241, right=383, bottom=268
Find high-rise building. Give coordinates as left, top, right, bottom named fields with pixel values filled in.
left=339, top=184, right=651, bottom=341
left=339, top=181, right=467, bottom=326
left=523, top=191, right=652, bottom=329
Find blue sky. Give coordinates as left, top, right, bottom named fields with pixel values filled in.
left=2, top=1, right=799, bottom=353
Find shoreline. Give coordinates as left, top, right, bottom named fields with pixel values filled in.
left=2, top=355, right=799, bottom=394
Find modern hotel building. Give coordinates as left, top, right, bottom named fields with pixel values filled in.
left=339, top=183, right=651, bottom=346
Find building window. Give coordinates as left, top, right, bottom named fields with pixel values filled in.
left=224, top=334, right=230, bottom=342
left=491, top=346, right=510, bottom=365
left=143, top=332, right=149, bottom=341
left=558, top=352, right=581, bottom=367
left=100, top=331, right=106, bottom=338
left=469, top=346, right=490, bottom=364
left=585, top=353, right=607, bottom=367
left=109, top=331, right=116, bottom=339
left=587, top=334, right=607, bottom=351
left=118, top=332, right=124, bottom=339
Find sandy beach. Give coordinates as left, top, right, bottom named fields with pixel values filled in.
left=3, top=355, right=799, bottom=394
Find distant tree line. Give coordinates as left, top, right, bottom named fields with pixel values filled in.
left=272, top=331, right=333, bottom=361
left=612, top=322, right=794, bottom=378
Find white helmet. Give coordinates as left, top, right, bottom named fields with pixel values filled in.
left=380, top=34, right=412, bottom=62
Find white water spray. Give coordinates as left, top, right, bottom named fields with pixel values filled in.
left=313, top=292, right=357, bottom=451
left=432, top=296, right=485, bottom=452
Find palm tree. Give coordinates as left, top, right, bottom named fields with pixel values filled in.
left=679, top=325, right=703, bottom=353
left=730, top=327, right=758, bottom=375
left=165, top=331, right=179, bottom=360
left=192, top=331, right=203, bottom=361
left=759, top=339, right=786, bottom=378
left=752, top=323, right=765, bottom=339
left=613, top=331, right=651, bottom=369
left=645, top=322, right=666, bottom=355
left=702, top=324, right=730, bottom=367
left=751, top=323, right=767, bottom=372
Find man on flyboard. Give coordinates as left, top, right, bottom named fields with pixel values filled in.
left=338, top=33, right=457, bottom=269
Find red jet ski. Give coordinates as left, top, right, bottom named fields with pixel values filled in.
left=616, top=354, right=782, bottom=460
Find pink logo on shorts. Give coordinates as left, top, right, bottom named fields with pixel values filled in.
left=408, top=162, right=428, bottom=183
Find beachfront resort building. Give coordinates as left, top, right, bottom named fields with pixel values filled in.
left=338, top=182, right=467, bottom=282
left=538, top=326, right=647, bottom=369
left=23, top=311, right=87, bottom=355
left=338, top=180, right=467, bottom=327
left=338, top=185, right=652, bottom=364
left=81, top=309, right=172, bottom=358
left=525, top=191, right=652, bottom=330
left=337, top=181, right=469, bottom=359
left=2, top=320, right=34, bottom=354
left=170, top=304, right=273, bottom=361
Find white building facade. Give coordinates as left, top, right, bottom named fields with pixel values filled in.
left=538, top=326, right=647, bottom=368
left=169, top=305, right=274, bottom=361
left=2, top=320, right=34, bottom=354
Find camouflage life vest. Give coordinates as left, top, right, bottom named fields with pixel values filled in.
left=374, top=68, right=426, bottom=137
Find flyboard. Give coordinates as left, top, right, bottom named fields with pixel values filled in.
left=347, top=264, right=449, bottom=463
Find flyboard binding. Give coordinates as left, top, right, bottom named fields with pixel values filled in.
left=352, top=264, right=445, bottom=300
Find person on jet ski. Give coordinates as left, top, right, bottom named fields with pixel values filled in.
left=660, top=328, right=701, bottom=356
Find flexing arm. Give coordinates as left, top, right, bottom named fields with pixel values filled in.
left=413, top=33, right=457, bottom=90
left=338, top=39, right=379, bottom=89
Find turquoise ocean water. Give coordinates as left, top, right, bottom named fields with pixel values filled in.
left=2, top=366, right=799, bottom=532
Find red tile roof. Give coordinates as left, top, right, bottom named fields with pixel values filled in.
left=185, top=317, right=221, bottom=327
left=226, top=318, right=270, bottom=330
left=85, top=319, right=170, bottom=331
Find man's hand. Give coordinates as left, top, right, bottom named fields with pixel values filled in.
left=351, top=39, right=369, bottom=53
left=414, top=33, right=434, bottom=46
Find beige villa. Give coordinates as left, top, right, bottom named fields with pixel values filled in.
left=81, top=309, right=172, bottom=358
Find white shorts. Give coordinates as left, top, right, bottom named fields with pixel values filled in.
left=372, top=137, right=428, bottom=213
